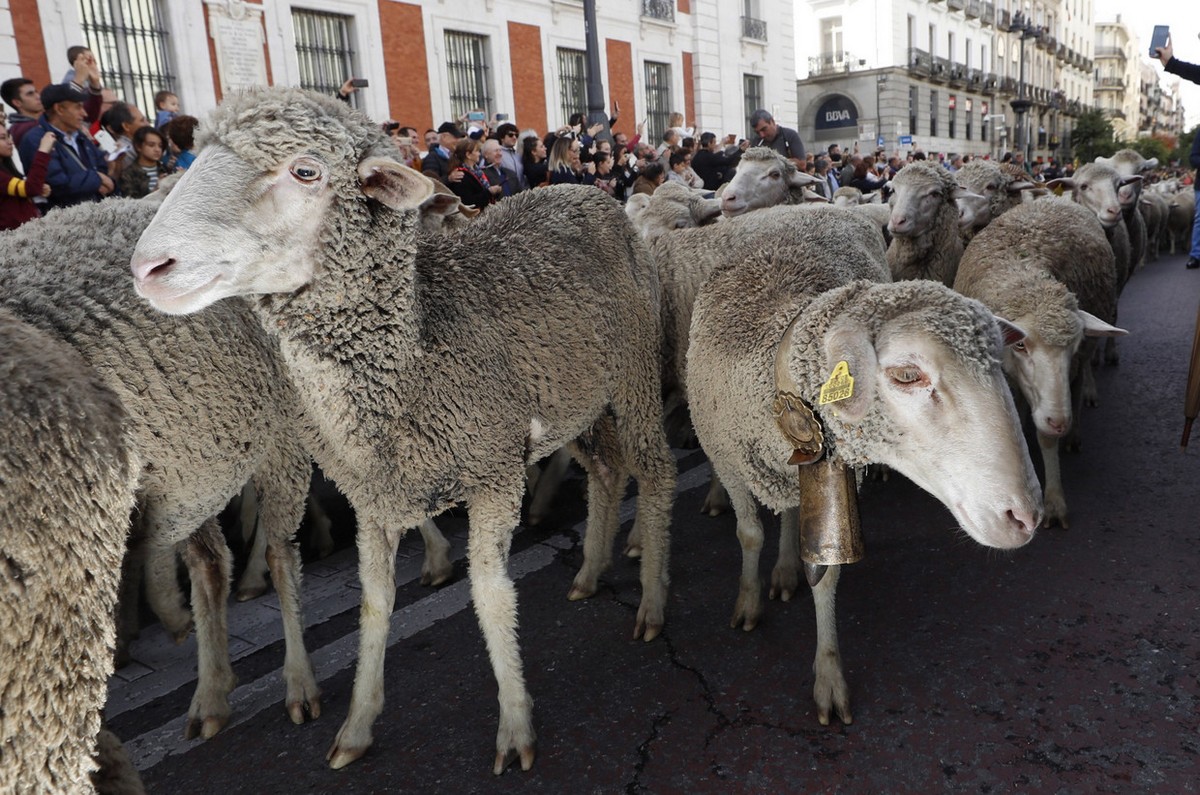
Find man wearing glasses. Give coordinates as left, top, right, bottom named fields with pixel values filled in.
left=495, top=122, right=527, bottom=193
left=749, top=108, right=806, bottom=169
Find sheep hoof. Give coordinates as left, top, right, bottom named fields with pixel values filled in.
left=634, top=618, right=663, bottom=642
left=288, top=695, right=321, bottom=725
left=622, top=543, right=642, bottom=559
left=729, top=591, right=762, bottom=631
left=327, top=737, right=369, bottom=770
left=567, top=583, right=595, bottom=601
left=816, top=705, right=853, bottom=726
left=184, top=714, right=229, bottom=741
left=170, top=621, right=194, bottom=645
left=492, top=744, right=536, bottom=775
left=235, top=584, right=268, bottom=602
left=420, top=567, right=452, bottom=588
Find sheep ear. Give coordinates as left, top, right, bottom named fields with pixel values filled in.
left=1044, top=178, right=1074, bottom=193
left=863, top=191, right=882, bottom=204
left=1007, top=180, right=1036, bottom=193
left=358, top=157, right=434, bottom=210
left=994, top=315, right=1028, bottom=347
left=1078, top=310, right=1127, bottom=337
left=789, top=171, right=823, bottom=189
left=625, top=193, right=651, bottom=215
left=819, top=322, right=877, bottom=423
left=1144, top=157, right=1159, bottom=170
left=1119, top=174, right=1143, bottom=187
left=421, top=192, right=463, bottom=217
left=1094, top=156, right=1113, bottom=166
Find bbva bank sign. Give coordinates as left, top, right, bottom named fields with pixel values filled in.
left=814, top=95, right=858, bottom=130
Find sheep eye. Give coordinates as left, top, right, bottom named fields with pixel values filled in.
left=290, top=160, right=323, bottom=182
left=768, top=171, right=781, bottom=180
left=1079, top=184, right=1088, bottom=191
left=887, top=366, right=927, bottom=386
left=1013, top=341, right=1027, bottom=352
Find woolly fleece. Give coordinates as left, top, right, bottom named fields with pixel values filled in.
left=886, top=160, right=964, bottom=286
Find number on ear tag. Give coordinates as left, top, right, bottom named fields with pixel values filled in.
left=819, top=361, right=854, bottom=405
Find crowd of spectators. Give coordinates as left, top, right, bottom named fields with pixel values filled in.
left=1, top=45, right=200, bottom=229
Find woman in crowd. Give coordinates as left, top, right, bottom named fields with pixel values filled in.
left=631, top=162, right=665, bottom=196
left=549, top=135, right=590, bottom=185
left=849, top=155, right=887, bottom=195
left=522, top=134, right=549, bottom=189
left=0, top=123, right=53, bottom=230
left=118, top=126, right=171, bottom=199
left=447, top=137, right=498, bottom=210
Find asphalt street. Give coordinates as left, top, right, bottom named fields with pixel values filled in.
left=110, top=250, right=1200, bottom=794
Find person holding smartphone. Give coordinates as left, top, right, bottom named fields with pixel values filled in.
left=1154, top=35, right=1200, bottom=267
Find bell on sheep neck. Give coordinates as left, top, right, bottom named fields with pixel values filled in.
left=798, top=457, right=863, bottom=587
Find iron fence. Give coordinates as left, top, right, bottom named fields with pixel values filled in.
left=78, top=0, right=176, bottom=120
left=293, top=10, right=356, bottom=108
left=445, top=31, right=492, bottom=121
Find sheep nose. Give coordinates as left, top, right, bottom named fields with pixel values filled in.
left=1043, top=416, right=1068, bottom=436
left=1005, top=507, right=1039, bottom=542
left=131, top=256, right=176, bottom=282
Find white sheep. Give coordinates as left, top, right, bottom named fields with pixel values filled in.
left=0, top=308, right=141, bottom=794
left=955, top=197, right=1126, bottom=527
left=952, top=160, right=1036, bottom=237
left=1166, top=189, right=1196, bottom=255
left=1138, top=189, right=1170, bottom=263
left=130, top=87, right=678, bottom=774
left=687, top=204, right=1043, bottom=725
left=885, top=161, right=969, bottom=286
left=1096, top=150, right=1154, bottom=273
left=0, top=198, right=323, bottom=741
left=719, top=146, right=823, bottom=217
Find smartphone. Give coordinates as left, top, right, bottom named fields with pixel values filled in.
left=350, top=78, right=369, bottom=88
left=1149, top=25, right=1170, bottom=57
left=467, top=111, right=486, bottom=121
left=397, top=136, right=413, bottom=146
left=495, top=113, right=509, bottom=121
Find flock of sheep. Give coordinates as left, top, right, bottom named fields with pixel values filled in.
left=0, top=86, right=1185, bottom=791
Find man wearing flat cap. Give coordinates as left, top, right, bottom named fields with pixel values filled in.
left=422, top=121, right=464, bottom=185
left=18, top=82, right=112, bottom=211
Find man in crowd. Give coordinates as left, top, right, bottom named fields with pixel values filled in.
left=1, top=78, right=43, bottom=147
left=18, top=82, right=112, bottom=210
left=691, top=132, right=747, bottom=190
left=481, top=137, right=518, bottom=198
left=813, top=155, right=838, bottom=199
left=423, top=121, right=463, bottom=184
left=749, top=108, right=805, bottom=168
left=494, top=122, right=526, bottom=192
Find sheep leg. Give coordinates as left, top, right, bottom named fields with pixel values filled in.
left=235, top=481, right=269, bottom=601
left=144, top=540, right=191, bottom=642
left=1103, top=335, right=1119, bottom=367
left=725, top=476, right=765, bottom=631
left=811, top=564, right=851, bottom=725
left=701, top=468, right=731, bottom=516
left=1080, top=360, right=1100, bottom=407
left=618, top=414, right=675, bottom=644
left=1038, top=431, right=1069, bottom=528
left=526, top=447, right=571, bottom=527
left=566, top=445, right=622, bottom=601
left=327, top=518, right=403, bottom=770
left=182, top=519, right=237, bottom=740
left=418, top=518, right=453, bottom=586
left=255, top=456, right=321, bottom=726
left=307, top=493, right=335, bottom=559
left=770, top=507, right=800, bottom=602
left=114, top=530, right=146, bottom=669
left=464, top=494, right=535, bottom=775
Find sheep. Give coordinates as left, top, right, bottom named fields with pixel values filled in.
left=625, top=181, right=722, bottom=242
left=687, top=204, right=1043, bottom=725
left=1096, top=150, right=1153, bottom=272
left=719, top=146, right=823, bottom=217
left=0, top=308, right=141, bottom=794
left=0, top=198, right=324, bottom=740
left=1138, top=189, right=1170, bottom=263
left=885, top=161, right=968, bottom=286
left=955, top=197, right=1125, bottom=527
left=1166, top=189, right=1196, bottom=255
left=831, top=185, right=881, bottom=207
left=129, top=87, right=678, bottom=773
left=952, top=160, right=1036, bottom=236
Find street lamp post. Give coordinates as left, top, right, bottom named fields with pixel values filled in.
left=582, top=0, right=612, bottom=142
left=1010, top=9, right=1039, bottom=162
left=876, top=73, right=888, bottom=147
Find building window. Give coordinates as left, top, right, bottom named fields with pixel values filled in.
left=743, top=74, right=763, bottom=138
left=909, top=85, right=918, bottom=136
left=444, top=31, right=492, bottom=120
left=644, top=61, right=672, bottom=143
left=948, top=95, right=956, bottom=139
left=557, top=48, right=587, bottom=127
left=293, top=10, right=357, bottom=108
left=741, top=0, right=767, bottom=40
left=77, top=0, right=175, bottom=119
left=982, top=101, right=989, bottom=142
left=929, top=89, right=938, bottom=137
left=820, top=17, right=843, bottom=60
left=965, top=98, right=973, bottom=141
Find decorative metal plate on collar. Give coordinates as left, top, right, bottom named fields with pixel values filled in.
left=771, top=391, right=824, bottom=466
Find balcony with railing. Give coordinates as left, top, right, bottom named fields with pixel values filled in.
left=809, top=51, right=867, bottom=77
left=997, top=9, right=1011, bottom=31
left=1096, top=76, right=1126, bottom=89
left=1037, top=32, right=1055, bottom=52
left=999, top=75, right=1018, bottom=95
left=981, top=2, right=995, bottom=27
left=1056, top=43, right=1067, bottom=61
left=741, top=15, right=767, bottom=41
left=947, top=0, right=965, bottom=10
left=1095, top=45, right=1124, bottom=59
left=965, top=0, right=982, bottom=18
left=640, top=0, right=674, bottom=23
left=947, top=62, right=967, bottom=86
left=907, top=47, right=932, bottom=76
left=982, top=71, right=998, bottom=91
left=931, top=55, right=953, bottom=81
left=966, top=67, right=982, bottom=89
left=1105, top=108, right=1126, bottom=120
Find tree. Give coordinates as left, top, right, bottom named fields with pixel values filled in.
left=1071, top=109, right=1118, bottom=163
left=1129, top=136, right=1170, bottom=166
left=1174, top=125, right=1198, bottom=168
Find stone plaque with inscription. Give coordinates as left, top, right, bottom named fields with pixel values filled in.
left=209, top=1, right=268, bottom=94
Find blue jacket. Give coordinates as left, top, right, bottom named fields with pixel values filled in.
left=17, top=116, right=109, bottom=211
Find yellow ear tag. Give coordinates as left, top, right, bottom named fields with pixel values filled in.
left=819, top=361, right=854, bottom=405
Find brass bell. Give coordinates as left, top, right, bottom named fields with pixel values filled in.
left=798, top=458, right=864, bottom=586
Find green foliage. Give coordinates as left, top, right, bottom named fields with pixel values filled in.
left=1071, top=109, right=1117, bottom=163
left=1128, top=136, right=1170, bottom=165
left=1175, top=125, right=1198, bottom=166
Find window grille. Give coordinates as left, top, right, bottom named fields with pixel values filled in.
left=908, top=85, right=918, bottom=136
left=557, top=48, right=587, bottom=127
left=743, top=74, right=763, bottom=139
left=948, top=96, right=956, bottom=139
left=929, top=89, right=938, bottom=137
left=445, top=31, right=492, bottom=120
left=644, top=61, right=671, bottom=143
left=77, top=0, right=175, bottom=120
left=293, top=10, right=357, bottom=108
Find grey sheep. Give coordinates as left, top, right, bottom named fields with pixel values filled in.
left=687, top=205, right=1042, bottom=728
left=0, top=309, right=141, bottom=794
left=955, top=197, right=1125, bottom=527
left=1166, top=188, right=1196, bottom=255
left=1138, top=189, right=1170, bottom=263
left=0, top=199, right=322, bottom=740
left=1096, top=150, right=1152, bottom=273
left=719, top=146, right=822, bottom=217
left=885, top=161, right=967, bottom=286
left=130, top=87, right=677, bottom=774
left=952, top=160, right=1036, bottom=237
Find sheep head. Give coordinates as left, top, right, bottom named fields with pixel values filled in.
left=131, top=87, right=434, bottom=315
left=626, top=182, right=721, bottom=242
left=953, top=160, right=1036, bottom=229
left=720, top=146, right=821, bottom=217
left=1045, top=162, right=1137, bottom=227
left=887, top=161, right=968, bottom=237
